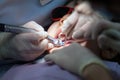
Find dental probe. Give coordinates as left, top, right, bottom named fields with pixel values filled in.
left=0, top=23, right=64, bottom=46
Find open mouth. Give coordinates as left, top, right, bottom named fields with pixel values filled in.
left=55, top=31, right=87, bottom=46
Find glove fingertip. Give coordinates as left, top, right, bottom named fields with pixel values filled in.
left=44, top=32, right=48, bottom=37
left=47, top=43, right=54, bottom=50
left=75, top=1, right=93, bottom=15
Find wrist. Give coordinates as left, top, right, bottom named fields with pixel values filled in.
left=82, top=63, right=113, bottom=80
left=78, top=55, right=106, bottom=75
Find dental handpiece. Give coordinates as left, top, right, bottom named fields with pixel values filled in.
left=47, top=35, right=64, bottom=47
left=0, top=23, right=64, bottom=46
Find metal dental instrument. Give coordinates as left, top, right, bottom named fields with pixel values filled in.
left=0, top=23, right=64, bottom=46
left=0, top=23, right=36, bottom=33
left=47, top=35, right=64, bottom=47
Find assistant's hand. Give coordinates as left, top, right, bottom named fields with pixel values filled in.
left=60, top=1, right=120, bottom=54
left=0, top=21, right=48, bottom=61
left=60, top=1, right=113, bottom=40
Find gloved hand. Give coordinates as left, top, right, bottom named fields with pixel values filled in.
left=45, top=43, right=108, bottom=76
left=0, top=21, right=48, bottom=61
left=98, top=28, right=120, bottom=53
left=60, top=1, right=115, bottom=40
left=45, top=43, right=113, bottom=80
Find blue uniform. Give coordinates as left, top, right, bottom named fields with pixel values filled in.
left=0, top=0, right=69, bottom=27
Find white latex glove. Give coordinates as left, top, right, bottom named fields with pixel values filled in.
left=0, top=21, right=48, bottom=61
left=45, top=43, right=112, bottom=80
left=45, top=43, right=105, bottom=74
left=98, top=29, right=120, bottom=53
left=61, top=1, right=114, bottom=40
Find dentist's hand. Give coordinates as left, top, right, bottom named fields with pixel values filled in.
left=0, top=21, right=48, bottom=61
